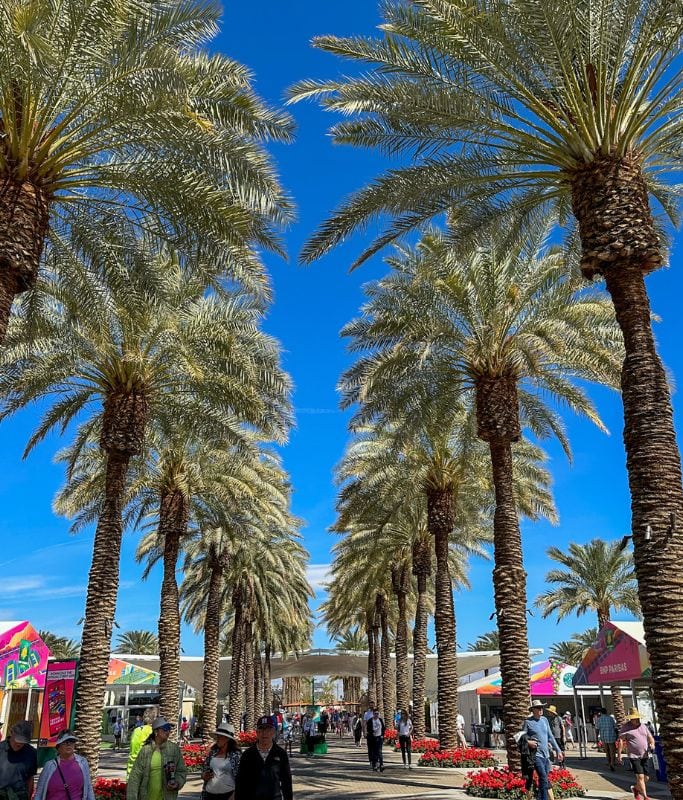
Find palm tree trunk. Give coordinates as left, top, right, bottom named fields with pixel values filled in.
left=157, top=488, right=188, bottom=731
left=254, top=646, right=264, bottom=715
left=488, top=437, right=529, bottom=771
left=73, top=451, right=130, bottom=774
left=228, top=602, right=245, bottom=727
left=602, top=259, right=683, bottom=790
left=366, top=622, right=376, bottom=706
left=372, top=610, right=383, bottom=718
left=380, top=601, right=393, bottom=722
left=394, top=581, right=410, bottom=714
left=574, top=160, right=683, bottom=797
left=202, top=550, right=224, bottom=742
left=412, top=572, right=429, bottom=738
left=428, top=487, right=458, bottom=749
left=263, top=644, right=272, bottom=714
left=244, top=625, right=255, bottom=730
left=597, top=610, right=626, bottom=727
left=0, top=178, right=49, bottom=342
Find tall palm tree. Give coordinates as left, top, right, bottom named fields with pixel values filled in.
left=468, top=632, right=500, bottom=652
left=114, top=631, right=158, bottom=656
left=4, top=229, right=290, bottom=771
left=291, top=5, right=683, bottom=777
left=550, top=628, right=599, bottom=666
left=341, top=232, right=619, bottom=763
left=536, top=540, right=640, bottom=724
left=0, top=0, right=294, bottom=340
left=39, top=631, right=81, bottom=660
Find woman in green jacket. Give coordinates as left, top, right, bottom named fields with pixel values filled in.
left=126, top=718, right=187, bottom=800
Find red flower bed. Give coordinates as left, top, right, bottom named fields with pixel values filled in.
left=419, top=747, right=498, bottom=768
left=181, top=743, right=208, bottom=772
left=238, top=731, right=257, bottom=746
left=464, top=767, right=585, bottom=798
left=383, top=728, right=398, bottom=744
left=394, top=737, right=440, bottom=753
left=94, top=778, right=127, bottom=800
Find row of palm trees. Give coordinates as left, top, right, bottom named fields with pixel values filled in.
left=291, top=0, right=682, bottom=788
left=0, top=0, right=312, bottom=775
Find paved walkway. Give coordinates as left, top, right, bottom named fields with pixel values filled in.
left=98, top=738, right=672, bottom=800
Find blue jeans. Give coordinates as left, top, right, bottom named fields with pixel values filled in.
left=534, top=754, right=551, bottom=800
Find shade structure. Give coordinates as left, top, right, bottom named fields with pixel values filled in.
left=458, top=660, right=576, bottom=696
left=573, top=621, right=650, bottom=686
left=117, top=648, right=542, bottom=701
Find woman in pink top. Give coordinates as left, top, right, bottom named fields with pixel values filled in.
left=617, top=709, right=655, bottom=800
left=34, top=730, right=96, bottom=800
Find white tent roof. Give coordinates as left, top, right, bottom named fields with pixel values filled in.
left=611, top=621, right=645, bottom=644
left=117, top=648, right=542, bottom=701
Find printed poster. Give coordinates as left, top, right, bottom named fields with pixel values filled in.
left=38, top=660, right=78, bottom=747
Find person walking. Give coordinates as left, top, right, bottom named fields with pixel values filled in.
left=595, top=708, right=619, bottom=771
left=302, top=714, right=317, bottom=757
left=179, top=719, right=189, bottom=744
left=127, top=711, right=154, bottom=778
left=546, top=706, right=566, bottom=752
left=456, top=713, right=468, bottom=749
left=366, top=709, right=386, bottom=773
left=397, top=710, right=414, bottom=769
left=363, top=703, right=376, bottom=767
left=491, top=714, right=504, bottom=749
left=563, top=712, right=575, bottom=750
left=34, top=730, right=95, bottom=800
left=113, top=719, right=123, bottom=751
left=234, top=716, right=293, bottom=800
left=352, top=715, right=362, bottom=747
left=617, top=708, right=655, bottom=800
left=523, top=701, right=564, bottom=800
left=0, top=722, right=37, bottom=800
left=126, top=717, right=187, bottom=800
left=201, top=724, right=240, bottom=800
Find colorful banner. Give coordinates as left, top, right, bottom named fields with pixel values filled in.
left=573, top=622, right=651, bottom=685
left=38, top=660, right=78, bottom=747
left=107, top=658, right=159, bottom=685
left=0, top=621, right=50, bottom=689
left=476, top=660, right=576, bottom=696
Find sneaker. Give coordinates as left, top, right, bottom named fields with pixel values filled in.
left=379, top=765, right=385, bottom=772
left=409, top=764, right=413, bottom=769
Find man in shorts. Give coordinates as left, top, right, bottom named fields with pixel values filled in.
left=617, top=708, right=655, bottom=800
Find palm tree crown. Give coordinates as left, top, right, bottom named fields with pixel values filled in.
left=114, top=630, right=159, bottom=655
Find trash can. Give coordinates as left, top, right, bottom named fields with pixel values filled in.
left=473, top=723, right=488, bottom=748
left=654, top=735, right=667, bottom=783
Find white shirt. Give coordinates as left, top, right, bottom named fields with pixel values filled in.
left=363, top=709, right=375, bottom=722
left=205, top=755, right=235, bottom=793
left=398, top=719, right=413, bottom=737
left=457, top=714, right=465, bottom=731
left=371, top=718, right=383, bottom=737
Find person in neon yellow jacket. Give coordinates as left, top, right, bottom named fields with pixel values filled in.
left=127, top=711, right=154, bottom=778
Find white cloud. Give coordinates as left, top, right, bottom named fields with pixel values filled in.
left=306, top=564, right=331, bottom=592
left=2, top=576, right=46, bottom=593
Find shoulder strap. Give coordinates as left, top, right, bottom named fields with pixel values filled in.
left=55, top=761, right=74, bottom=800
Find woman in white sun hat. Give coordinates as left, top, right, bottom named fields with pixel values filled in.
left=201, top=724, right=241, bottom=800
left=34, top=730, right=95, bottom=800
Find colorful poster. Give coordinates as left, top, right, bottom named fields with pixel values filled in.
left=38, top=660, right=78, bottom=747
left=475, top=660, right=577, bottom=696
left=0, top=621, right=50, bottom=689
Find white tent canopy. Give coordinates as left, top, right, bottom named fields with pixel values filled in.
left=117, top=648, right=541, bottom=701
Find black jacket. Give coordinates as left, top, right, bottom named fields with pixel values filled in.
left=234, top=743, right=292, bottom=800
left=366, top=717, right=386, bottom=738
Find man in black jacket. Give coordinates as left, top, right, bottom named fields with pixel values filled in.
left=235, top=716, right=293, bottom=800
left=366, top=709, right=386, bottom=772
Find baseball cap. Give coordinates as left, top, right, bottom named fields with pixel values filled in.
left=152, top=717, right=173, bottom=731
left=256, top=715, right=275, bottom=728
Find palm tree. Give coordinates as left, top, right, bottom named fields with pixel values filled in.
left=340, top=231, right=620, bottom=764
left=4, top=228, right=290, bottom=771
left=536, top=540, right=640, bottom=724
left=39, top=631, right=81, bottom=660
left=114, top=631, right=158, bottom=656
left=468, top=632, right=500, bottom=652
left=292, top=5, right=683, bottom=775
left=0, top=0, right=294, bottom=340
left=550, top=628, right=599, bottom=666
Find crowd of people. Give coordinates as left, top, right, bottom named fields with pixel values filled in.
left=0, top=700, right=660, bottom=800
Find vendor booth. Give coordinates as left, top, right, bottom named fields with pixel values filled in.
left=572, top=621, right=662, bottom=774
left=0, top=621, right=51, bottom=738
left=458, top=660, right=578, bottom=745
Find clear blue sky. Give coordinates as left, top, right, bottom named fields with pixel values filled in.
left=1, top=1, right=681, bottom=665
